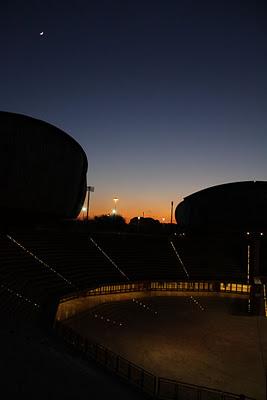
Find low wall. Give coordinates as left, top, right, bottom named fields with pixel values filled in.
left=56, top=280, right=250, bottom=322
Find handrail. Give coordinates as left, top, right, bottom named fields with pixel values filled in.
left=58, top=280, right=250, bottom=304
left=55, top=321, right=254, bottom=400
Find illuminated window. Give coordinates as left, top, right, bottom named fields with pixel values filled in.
left=223, top=283, right=231, bottom=291
left=168, top=282, right=177, bottom=289
left=242, top=285, right=250, bottom=293
left=237, top=284, right=243, bottom=292
left=188, top=282, right=194, bottom=289
left=220, top=283, right=226, bottom=291
left=231, top=284, right=237, bottom=292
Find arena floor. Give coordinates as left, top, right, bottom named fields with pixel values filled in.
left=65, top=291, right=267, bottom=400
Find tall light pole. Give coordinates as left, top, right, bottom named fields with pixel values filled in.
left=86, top=186, right=95, bottom=221
left=170, top=201, right=174, bottom=224
left=113, top=197, right=119, bottom=214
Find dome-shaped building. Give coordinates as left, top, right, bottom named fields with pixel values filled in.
left=0, top=111, right=88, bottom=222
left=175, top=181, right=267, bottom=232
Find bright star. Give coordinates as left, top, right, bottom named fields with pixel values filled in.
left=40, top=32, right=44, bottom=36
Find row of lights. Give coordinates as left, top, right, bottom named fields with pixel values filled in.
left=246, top=232, right=264, bottom=236
left=170, top=240, right=206, bottom=311
left=1, top=283, right=40, bottom=308
left=188, top=295, right=205, bottom=311
left=90, top=298, right=159, bottom=328
left=93, top=313, right=123, bottom=327
left=132, top=298, right=158, bottom=315
left=90, top=237, right=130, bottom=281
left=7, top=235, right=76, bottom=289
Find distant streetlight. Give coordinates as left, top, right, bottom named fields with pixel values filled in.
left=82, top=207, right=87, bottom=220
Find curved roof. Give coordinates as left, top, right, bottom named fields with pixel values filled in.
left=175, top=181, right=267, bottom=232
left=0, top=111, right=88, bottom=221
left=0, top=111, right=86, bottom=154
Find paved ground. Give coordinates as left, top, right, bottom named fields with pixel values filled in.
left=66, top=291, right=267, bottom=400
left=1, top=315, right=151, bottom=400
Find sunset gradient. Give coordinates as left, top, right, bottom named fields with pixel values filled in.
left=1, top=1, right=267, bottom=222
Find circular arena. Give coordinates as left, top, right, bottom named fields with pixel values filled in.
left=0, top=114, right=266, bottom=400
left=0, top=111, right=87, bottom=222
left=175, top=181, right=267, bottom=232
left=58, top=283, right=267, bottom=399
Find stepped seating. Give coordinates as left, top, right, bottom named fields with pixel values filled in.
left=171, top=234, right=247, bottom=282
left=0, top=229, right=249, bottom=321
left=0, top=235, right=69, bottom=298
left=91, top=233, right=184, bottom=281
left=0, top=233, right=72, bottom=319
left=11, top=230, right=127, bottom=291
left=0, top=230, right=128, bottom=319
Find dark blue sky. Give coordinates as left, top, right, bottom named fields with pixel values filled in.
left=1, top=0, right=267, bottom=220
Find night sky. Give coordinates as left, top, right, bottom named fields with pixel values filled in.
left=1, top=0, right=267, bottom=221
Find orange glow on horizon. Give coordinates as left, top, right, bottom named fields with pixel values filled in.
left=79, top=188, right=184, bottom=223
left=78, top=205, right=177, bottom=224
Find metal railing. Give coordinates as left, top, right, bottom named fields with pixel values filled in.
left=56, top=280, right=251, bottom=322
left=59, top=280, right=250, bottom=304
left=55, top=321, right=254, bottom=400
left=157, top=377, right=246, bottom=400
left=55, top=321, right=156, bottom=397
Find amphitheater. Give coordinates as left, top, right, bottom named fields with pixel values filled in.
left=1, top=112, right=267, bottom=400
